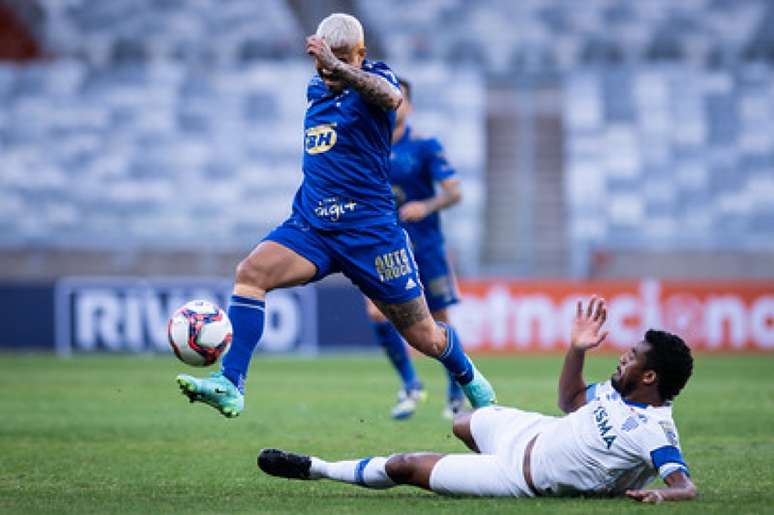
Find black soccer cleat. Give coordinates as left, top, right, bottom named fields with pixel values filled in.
left=258, top=448, right=312, bottom=480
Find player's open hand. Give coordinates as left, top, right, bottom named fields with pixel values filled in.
left=625, top=489, right=665, bottom=503
left=399, top=201, right=430, bottom=222
left=570, top=296, right=608, bottom=351
left=306, top=35, right=340, bottom=74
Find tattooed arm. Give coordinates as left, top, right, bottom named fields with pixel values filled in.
left=328, top=62, right=402, bottom=111
left=306, top=36, right=402, bottom=111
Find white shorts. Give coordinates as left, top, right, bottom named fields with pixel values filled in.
left=428, top=406, right=554, bottom=497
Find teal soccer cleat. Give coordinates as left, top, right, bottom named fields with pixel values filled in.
left=460, top=366, right=497, bottom=408
left=176, top=371, right=244, bottom=418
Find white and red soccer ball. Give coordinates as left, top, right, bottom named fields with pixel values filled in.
left=167, top=300, right=232, bottom=367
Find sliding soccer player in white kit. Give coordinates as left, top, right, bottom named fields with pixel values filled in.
left=258, top=296, right=697, bottom=503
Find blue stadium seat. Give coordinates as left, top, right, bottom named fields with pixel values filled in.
left=565, top=63, right=774, bottom=252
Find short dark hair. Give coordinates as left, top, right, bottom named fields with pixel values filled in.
left=643, top=329, right=693, bottom=401
left=398, top=77, right=411, bottom=101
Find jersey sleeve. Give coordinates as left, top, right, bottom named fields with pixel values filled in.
left=585, top=379, right=613, bottom=402
left=650, top=445, right=689, bottom=479
left=363, top=61, right=401, bottom=93
left=307, top=75, right=326, bottom=102
left=637, top=420, right=690, bottom=479
left=585, top=383, right=598, bottom=402
left=424, top=138, right=456, bottom=182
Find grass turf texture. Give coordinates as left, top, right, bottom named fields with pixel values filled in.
left=1, top=354, right=772, bottom=514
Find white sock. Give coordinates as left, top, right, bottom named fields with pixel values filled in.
left=309, top=456, right=396, bottom=489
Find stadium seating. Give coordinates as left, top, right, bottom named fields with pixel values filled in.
left=358, top=0, right=771, bottom=71
left=2, top=0, right=773, bottom=276
left=38, top=0, right=303, bottom=63
left=0, top=56, right=484, bottom=270
left=565, top=64, right=774, bottom=253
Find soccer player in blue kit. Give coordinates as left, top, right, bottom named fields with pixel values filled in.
left=175, top=13, right=497, bottom=418
left=364, top=78, right=468, bottom=420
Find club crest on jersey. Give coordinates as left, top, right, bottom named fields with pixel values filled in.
left=375, top=249, right=412, bottom=282
left=305, top=123, right=337, bottom=154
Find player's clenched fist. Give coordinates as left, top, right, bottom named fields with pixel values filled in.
left=306, top=35, right=340, bottom=75
left=570, top=296, right=608, bottom=351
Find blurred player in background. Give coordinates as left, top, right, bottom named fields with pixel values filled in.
left=364, top=78, right=466, bottom=420
left=259, top=297, right=698, bottom=503
left=175, top=13, right=497, bottom=418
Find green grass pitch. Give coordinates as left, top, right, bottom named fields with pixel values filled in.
left=1, top=353, right=772, bottom=514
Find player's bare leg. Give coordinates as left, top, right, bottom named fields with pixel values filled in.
left=373, top=296, right=444, bottom=354
left=365, top=297, right=426, bottom=418
left=451, top=411, right=479, bottom=452
left=231, top=241, right=317, bottom=299
left=373, top=297, right=496, bottom=408
left=384, top=453, right=445, bottom=489
left=366, top=298, right=465, bottom=418
left=365, top=297, right=387, bottom=323
left=177, top=241, right=317, bottom=417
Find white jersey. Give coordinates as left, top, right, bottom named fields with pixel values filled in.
left=531, top=380, right=689, bottom=497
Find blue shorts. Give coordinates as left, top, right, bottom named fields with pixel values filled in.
left=413, top=243, right=460, bottom=311
left=264, top=214, right=423, bottom=305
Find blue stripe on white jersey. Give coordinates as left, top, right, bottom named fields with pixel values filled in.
left=651, top=445, right=690, bottom=478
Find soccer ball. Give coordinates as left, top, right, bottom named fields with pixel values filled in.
left=167, top=300, right=233, bottom=367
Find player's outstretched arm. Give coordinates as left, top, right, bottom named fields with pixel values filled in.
left=557, top=296, right=608, bottom=413
left=626, top=470, right=697, bottom=503
left=306, top=35, right=402, bottom=111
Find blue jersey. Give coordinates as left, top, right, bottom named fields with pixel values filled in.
left=293, top=60, right=401, bottom=230
left=390, top=125, right=456, bottom=250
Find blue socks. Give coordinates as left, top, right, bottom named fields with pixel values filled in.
left=437, top=322, right=474, bottom=386
left=373, top=319, right=471, bottom=395
left=372, top=320, right=421, bottom=391
left=221, top=294, right=265, bottom=394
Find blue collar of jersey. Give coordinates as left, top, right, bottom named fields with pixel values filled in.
left=622, top=396, right=674, bottom=409
left=613, top=389, right=649, bottom=409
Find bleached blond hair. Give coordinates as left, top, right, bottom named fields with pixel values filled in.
left=315, top=13, right=364, bottom=50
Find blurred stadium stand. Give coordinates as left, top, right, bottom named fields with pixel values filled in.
left=1, top=0, right=773, bottom=280
left=565, top=64, right=774, bottom=276
left=358, top=0, right=769, bottom=70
